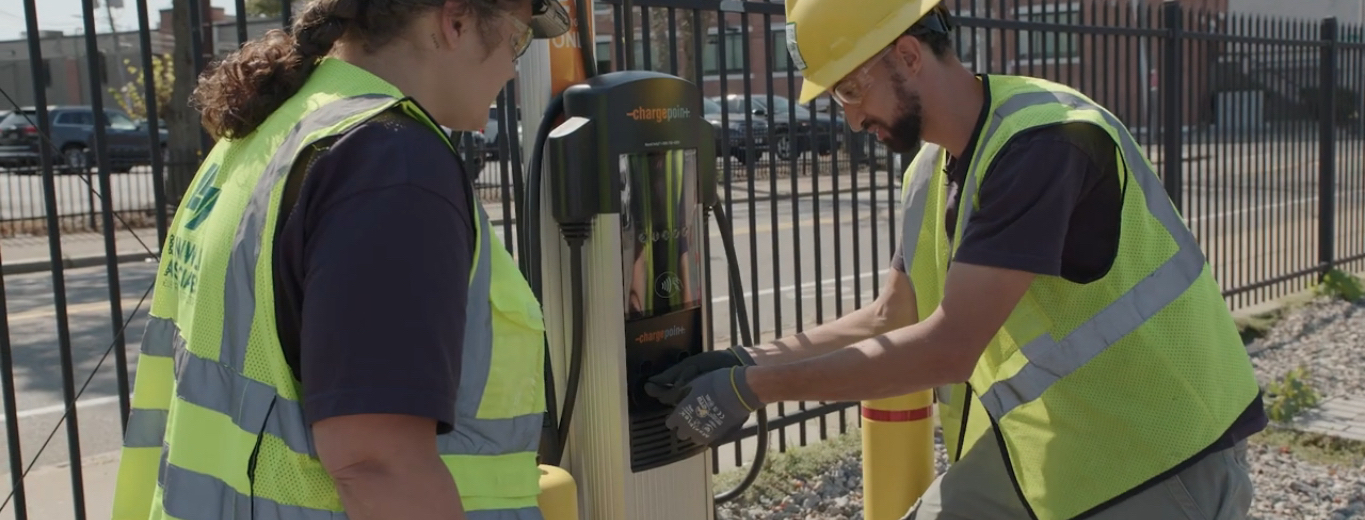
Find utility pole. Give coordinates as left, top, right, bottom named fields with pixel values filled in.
left=1135, top=0, right=1151, bottom=137
left=99, top=0, right=131, bottom=111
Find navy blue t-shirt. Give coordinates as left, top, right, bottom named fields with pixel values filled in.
left=272, top=109, right=475, bottom=435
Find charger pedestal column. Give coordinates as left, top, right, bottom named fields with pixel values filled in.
left=539, top=70, right=719, bottom=520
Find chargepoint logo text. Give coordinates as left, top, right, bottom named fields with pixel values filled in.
left=634, top=325, right=687, bottom=344
left=626, top=106, right=691, bottom=123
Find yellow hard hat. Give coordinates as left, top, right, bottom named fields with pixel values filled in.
left=784, top=0, right=945, bottom=104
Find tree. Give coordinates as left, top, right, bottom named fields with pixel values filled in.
left=245, top=0, right=296, bottom=17
left=644, top=8, right=713, bottom=84
left=163, top=0, right=207, bottom=206
left=106, top=54, right=174, bottom=122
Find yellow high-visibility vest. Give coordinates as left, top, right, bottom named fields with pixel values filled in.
left=110, top=58, right=547, bottom=520
left=901, top=75, right=1261, bottom=520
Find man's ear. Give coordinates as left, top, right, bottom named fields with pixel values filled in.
left=893, top=35, right=926, bottom=77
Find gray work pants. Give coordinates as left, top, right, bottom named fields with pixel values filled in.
left=901, top=434, right=1254, bottom=520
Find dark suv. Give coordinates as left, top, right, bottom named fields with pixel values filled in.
left=0, top=106, right=168, bottom=173
left=713, top=94, right=861, bottom=161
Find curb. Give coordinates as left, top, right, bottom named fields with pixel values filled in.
left=2, top=183, right=893, bottom=276
left=1231, top=268, right=1365, bottom=356
left=2, top=250, right=161, bottom=276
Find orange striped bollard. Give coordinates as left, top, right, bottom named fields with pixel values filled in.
left=861, top=390, right=936, bottom=520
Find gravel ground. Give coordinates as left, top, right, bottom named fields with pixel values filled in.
left=717, top=296, right=1365, bottom=520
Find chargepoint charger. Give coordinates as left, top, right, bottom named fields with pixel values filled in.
left=526, top=70, right=769, bottom=520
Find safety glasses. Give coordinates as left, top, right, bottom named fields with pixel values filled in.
left=506, top=14, right=534, bottom=58
left=830, top=7, right=954, bottom=106
left=830, top=46, right=892, bottom=106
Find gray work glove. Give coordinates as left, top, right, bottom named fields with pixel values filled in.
left=655, top=366, right=760, bottom=446
left=643, top=346, right=755, bottom=406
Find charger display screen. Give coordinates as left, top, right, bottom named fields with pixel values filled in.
left=618, top=148, right=705, bottom=322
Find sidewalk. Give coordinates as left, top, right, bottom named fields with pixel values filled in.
left=0, top=450, right=118, bottom=520
left=1291, top=394, right=1365, bottom=442
left=3, top=168, right=898, bottom=275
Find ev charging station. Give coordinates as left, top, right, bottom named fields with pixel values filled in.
left=534, top=70, right=721, bottom=520
left=514, top=2, right=932, bottom=518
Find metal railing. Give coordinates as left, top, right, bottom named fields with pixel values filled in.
left=0, top=0, right=1363, bottom=517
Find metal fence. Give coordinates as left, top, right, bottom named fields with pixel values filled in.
left=1, top=0, right=1363, bottom=517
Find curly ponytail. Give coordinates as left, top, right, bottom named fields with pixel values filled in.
left=192, top=0, right=527, bottom=140
left=192, top=0, right=359, bottom=140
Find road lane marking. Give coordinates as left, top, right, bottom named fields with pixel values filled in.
left=1186, top=196, right=1317, bottom=225
left=7, top=297, right=150, bottom=324
left=0, top=395, right=121, bottom=423
left=711, top=270, right=885, bottom=305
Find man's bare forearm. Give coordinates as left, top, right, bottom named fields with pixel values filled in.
left=332, top=456, right=466, bottom=520
left=746, top=314, right=969, bottom=404
left=748, top=300, right=917, bottom=366
left=747, top=306, right=886, bottom=365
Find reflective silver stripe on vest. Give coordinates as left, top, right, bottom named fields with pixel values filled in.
left=898, top=143, right=942, bottom=269
left=437, top=202, right=543, bottom=455
left=162, top=460, right=544, bottom=520
left=220, top=93, right=398, bottom=373
left=142, top=315, right=176, bottom=357
left=966, top=91, right=1208, bottom=420
left=123, top=408, right=168, bottom=448
left=898, top=146, right=954, bottom=406
left=466, top=508, right=546, bottom=520
left=161, top=457, right=345, bottom=520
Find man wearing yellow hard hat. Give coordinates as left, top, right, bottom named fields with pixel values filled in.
left=644, top=0, right=1267, bottom=518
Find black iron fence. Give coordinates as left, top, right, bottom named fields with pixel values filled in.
left=0, top=0, right=1363, bottom=517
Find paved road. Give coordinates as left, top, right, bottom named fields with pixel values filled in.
left=2, top=137, right=1364, bottom=482
left=0, top=185, right=897, bottom=475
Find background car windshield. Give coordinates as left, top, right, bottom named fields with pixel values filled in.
left=764, top=96, right=811, bottom=117
left=703, top=98, right=724, bottom=115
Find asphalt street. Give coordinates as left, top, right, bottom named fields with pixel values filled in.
left=1, top=138, right=1364, bottom=480
left=0, top=185, right=897, bottom=476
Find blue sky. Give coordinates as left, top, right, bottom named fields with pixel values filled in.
left=0, top=0, right=238, bottom=42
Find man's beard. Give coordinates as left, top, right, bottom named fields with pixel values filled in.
left=874, top=73, right=925, bottom=154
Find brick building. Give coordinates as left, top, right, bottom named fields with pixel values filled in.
left=588, top=0, right=1231, bottom=129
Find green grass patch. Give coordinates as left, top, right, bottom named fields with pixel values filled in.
left=1314, top=269, right=1365, bottom=303
left=1250, top=425, right=1365, bottom=469
left=1265, top=365, right=1323, bottom=424
left=1233, top=290, right=1316, bottom=345
left=712, top=428, right=864, bottom=504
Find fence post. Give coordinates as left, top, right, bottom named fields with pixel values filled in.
left=1319, top=17, right=1338, bottom=277
left=1161, top=1, right=1183, bottom=212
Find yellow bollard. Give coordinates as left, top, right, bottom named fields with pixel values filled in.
left=861, top=390, right=936, bottom=520
left=537, top=464, right=579, bottom=520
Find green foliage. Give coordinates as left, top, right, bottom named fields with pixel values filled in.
left=106, top=55, right=174, bottom=122
left=246, top=0, right=296, bottom=17
left=1314, top=269, right=1365, bottom=303
left=1265, top=366, right=1321, bottom=424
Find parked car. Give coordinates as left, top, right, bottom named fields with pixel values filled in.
left=702, top=97, right=769, bottom=163
left=713, top=94, right=857, bottom=161
left=0, top=106, right=167, bottom=174
left=445, top=127, right=487, bottom=173
left=482, top=106, right=523, bottom=159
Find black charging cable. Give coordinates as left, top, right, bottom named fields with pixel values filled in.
left=708, top=203, right=769, bottom=505
left=530, top=0, right=599, bottom=468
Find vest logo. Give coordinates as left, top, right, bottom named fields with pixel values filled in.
left=183, top=163, right=221, bottom=231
